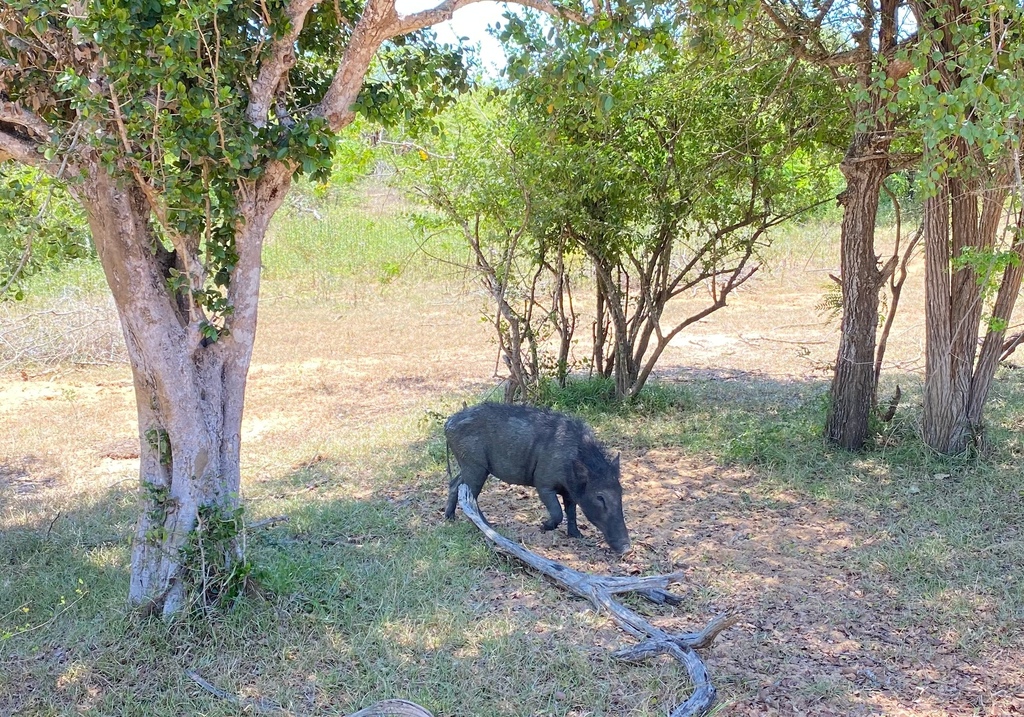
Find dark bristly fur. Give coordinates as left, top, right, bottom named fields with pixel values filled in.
left=444, top=403, right=631, bottom=555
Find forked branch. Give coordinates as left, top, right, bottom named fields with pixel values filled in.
left=457, top=484, right=738, bottom=717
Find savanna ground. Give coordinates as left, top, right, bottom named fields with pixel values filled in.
left=1, top=183, right=1022, bottom=716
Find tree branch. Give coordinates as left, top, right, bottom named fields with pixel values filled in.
left=315, top=0, right=592, bottom=131
left=456, top=484, right=737, bottom=717
left=0, top=101, right=54, bottom=142
left=0, top=102, right=60, bottom=170
left=758, top=2, right=863, bottom=67
left=389, top=0, right=587, bottom=37
left=0, top=127, right=46, bottom=167
left=186, top=669, right=434, bottom=716
left=246, top=0, right=323, bottom=127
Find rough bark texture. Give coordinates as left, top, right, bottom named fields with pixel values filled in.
left=815, top=0, right=905, bottom=451
left=922, top=183, right=955, bottom=451
left=922, top=170, right=1017, bottom=454
left=969, top=227, right=1024, bottom=424
left=824, top=143, right=888, bottom=450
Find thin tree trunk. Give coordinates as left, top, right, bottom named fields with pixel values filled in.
left=821, top=0, right=906, bottom=450
left=923, top=173, right=1013, bottom=453
left=945, top=177, right=983, bottom=452
left=594, top=279, right=606, bottom=376
left=968, top=228, right=1024, bottom=426
left=824, top=144, right=888, bottom=450
left=922, top=181, right=955, bottom=452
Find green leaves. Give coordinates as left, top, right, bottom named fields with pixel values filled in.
left=898, top=1, right=1024, bottom=185
left=0, top=166, right=91, bottom=300
left=353, top=31, right=471, bottom=133
left=407, top=18, right=843, bottom=285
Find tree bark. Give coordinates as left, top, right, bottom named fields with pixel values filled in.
left=969, top=224, right=1024, bottom=425
left=923, top=172, right=1017, bottom=453
left=818, top=0, right=909, bottom=451
left=824, top=141, right=888, bottom=450
left=922, top=181, right=955, bottom=451
left=75, top=160, right=290, bottom=617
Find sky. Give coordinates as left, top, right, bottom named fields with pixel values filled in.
left=394, top=0, right=515, bottom=75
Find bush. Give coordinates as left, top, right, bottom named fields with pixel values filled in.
left=0, top=165, right=92, bottom=300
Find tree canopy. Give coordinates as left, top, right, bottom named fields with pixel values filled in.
left=408, top=16, right=844, bottom=398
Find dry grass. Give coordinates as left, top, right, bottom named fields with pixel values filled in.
left=1, top=212, right=1022, bottom=717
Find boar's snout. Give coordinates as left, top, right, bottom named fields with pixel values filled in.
left=578, top=483, right=631, bottom=556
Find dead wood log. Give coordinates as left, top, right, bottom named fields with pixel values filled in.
left=457, top=484, right=737, bottom=717
left=186, top=669, right=434, bottom=716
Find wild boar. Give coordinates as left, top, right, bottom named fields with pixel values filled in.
left=444, top=403, right=631, bottom=555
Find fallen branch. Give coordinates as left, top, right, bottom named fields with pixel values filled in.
left=1002, top=332, right=1023, bottom=362
left=247, top=515, right=290, bottom=530
left=186, top=669, right=294, bottom=715
left=185, top=669, right=435, bottom=717
left=457, top=484, right=737, bottom=717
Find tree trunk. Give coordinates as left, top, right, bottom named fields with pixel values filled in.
left=593, top=279, right=611, bottom=378
left=922, top=181, right=956, bottom=451
left=824, top=142, right=888, bottom=450
left=923, top=173, right=1016, bottom=453
left=77, top=161, right=290, bottom=618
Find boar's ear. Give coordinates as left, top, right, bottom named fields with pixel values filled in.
left=613, top=452, right=620, bottom=471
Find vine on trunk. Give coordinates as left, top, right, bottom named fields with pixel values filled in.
left=181, top=503, right=256, bottom=612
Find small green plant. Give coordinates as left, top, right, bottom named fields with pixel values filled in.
left=142, top=481, right=172, bottom=544
left=180, top=502, right=259, bottom=612
left=815, top=280, right=843, bottom=320
left=144, top=428, right=172, bottom=466
left=0, top=578, right=89, bottom=641
left=536, top=375, right=618, bottom=413
left=535, top=375, right=690, bottom=419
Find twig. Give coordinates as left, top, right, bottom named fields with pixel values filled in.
left=45, top=511, right=62, bottom=538
left=185, top=669, right=299, bottom=715
left=2, top=593, right=88, bottom=638
left=457, top=485, right=736, bottom=717
left=186, top=670, right=434, bottom=716
left=247, top=515, right=289, bottom=530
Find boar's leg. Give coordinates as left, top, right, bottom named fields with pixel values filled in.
left=537, top=487, right=564, bottom=531
left=445, top=463, right=488, bottom=520
left=444, top=475, right=460, bottom=520
left=562, top=495, right=583, bottom=539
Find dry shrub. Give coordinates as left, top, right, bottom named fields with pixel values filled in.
left=0, top=291, right=126, bottom=369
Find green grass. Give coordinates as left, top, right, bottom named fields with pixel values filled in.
left=262, top=192, right=466, bottom=293
left=4, top=363, right=1023, bottom=715
left=0, top=469, right=671, bottom=716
